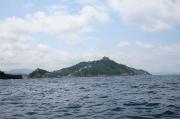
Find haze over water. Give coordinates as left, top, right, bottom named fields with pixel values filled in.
left=0, top=75, right=180, bottom=119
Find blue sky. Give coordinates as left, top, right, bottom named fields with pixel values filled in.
left=0, top=0, right=180, bottom=74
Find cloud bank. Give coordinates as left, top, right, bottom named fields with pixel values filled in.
left=0, top=4, right=109, bottom=70
left=108, top=0, right=180, bottom=31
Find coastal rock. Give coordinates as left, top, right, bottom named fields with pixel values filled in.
left=28, top=68, right=49, bottom=78
left=0, top=70, right=22, bottom=79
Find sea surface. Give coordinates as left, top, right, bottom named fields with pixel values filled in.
left=0, top=75, right=180, bottom=119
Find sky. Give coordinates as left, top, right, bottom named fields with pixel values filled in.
left=0, top=0, right=180, bottom=74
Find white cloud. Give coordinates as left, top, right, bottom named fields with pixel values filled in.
left=108, top=0, right=180, bottom=32
left=48, top=5, right=68, bottom=15
left=112, top=40, right=180, bottom=73
left=75, top=0, right=103, bottom=6
left=117, top=41, right=130, bottom=48
left=135, top=41, right=153, bottom=48
left=24, top=2, right=34, bottom=10
left=0, top=4, right=109, bottom=70
left=0, top=5, right=109, bottom=44
left=117, top=41, right=153, bottom=49
left=59, top=33, right=84, bottom=45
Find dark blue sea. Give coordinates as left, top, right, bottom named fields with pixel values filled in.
left=0, top=75, right=180, bottom=119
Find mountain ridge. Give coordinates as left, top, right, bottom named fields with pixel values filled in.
left=29, top=57, right=151, bottom=78
left=28, top=68, right=49, bottom=78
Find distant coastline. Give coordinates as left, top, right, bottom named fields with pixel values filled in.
left=0, top=71, right=22, bottom=79
left=0, top=57, right=151, bottom=79
left=28, top=57, right=151, bottom=79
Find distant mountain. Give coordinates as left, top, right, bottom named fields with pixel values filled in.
left=28, top=57, right=151, bottom=78
left=0, top=70, right=22, bottom=79
left=28, top=68, right=49, bottom=78
left=6, top=68, right=33, bottom=75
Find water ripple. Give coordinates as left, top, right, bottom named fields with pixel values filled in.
left=0, top=75, right=180, bottom=118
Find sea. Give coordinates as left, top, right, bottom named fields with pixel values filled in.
left=0, top=75, right=180, bottom=119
